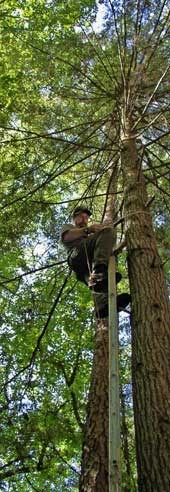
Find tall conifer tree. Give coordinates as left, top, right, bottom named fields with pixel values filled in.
left=0, top=1, right=169, bottom=490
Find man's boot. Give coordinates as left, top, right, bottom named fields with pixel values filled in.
left=95, top=293, right=131, bottom=319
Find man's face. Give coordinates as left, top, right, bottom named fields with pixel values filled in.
left=74, top=212, right=89, bottom=227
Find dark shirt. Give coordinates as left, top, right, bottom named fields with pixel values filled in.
left=61, top=223, right=87, bottom=252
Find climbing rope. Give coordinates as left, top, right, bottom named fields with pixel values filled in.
left=83, top=241, right=107, bottom=321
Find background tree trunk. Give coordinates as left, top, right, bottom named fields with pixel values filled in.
left=80, top=166, right=118, bottom=491
left=121, top=122, right=170, bottom=492
left=79, top=320, right=109, bottom=492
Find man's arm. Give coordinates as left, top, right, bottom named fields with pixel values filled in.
left=62, top=227, right=87, bottom=243
left=62, top=224, right=104, bottom=243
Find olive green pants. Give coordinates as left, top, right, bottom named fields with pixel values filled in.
left=68, top=227, right=114, bottom=310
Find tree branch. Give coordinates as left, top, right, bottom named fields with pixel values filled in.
left=0, top=261, right=67, bottom=286
left=2, top=272, right=71, bottom=389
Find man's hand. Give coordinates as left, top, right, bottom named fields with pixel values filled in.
left=88, top=223, right=105, bottom=233
left=63, top=223, right=108, bottom=243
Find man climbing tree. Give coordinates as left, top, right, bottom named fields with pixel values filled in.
left=0, top=0, right=170, bottom=491
left=61, top=205, right=130, bottom=318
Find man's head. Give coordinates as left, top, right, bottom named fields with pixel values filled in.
left=72, top=206, right=92, bottom=227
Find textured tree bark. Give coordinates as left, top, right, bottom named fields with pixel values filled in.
left=121, top=123, right=170, bottom=492
left=102, top=165, right=118, bottom=227
left=80, top=165, right=118, bottom=492
left=79, top=320, right=109, bottom=492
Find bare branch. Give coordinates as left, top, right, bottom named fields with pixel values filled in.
left=144, top=130, right=170, bottom=148
left=108, top=0, right=126, bottom=87
left=145, top=174, right=170, bottom=198
left=0, top=148, right=102, bottom=211
left=53, top=446, right=80, bottom=475
left=29, top=190, right=123, bottom=207
left=1, top=272, right=71, bottom=389
left=28, top=42, right=112, bottom=97
left=140, top=0, right=169, bottom=66
left=0, top=260, right=67, bottom=286
left=29, top=272, right=72, bottom=366
left=58, top=360, right=84, bottom=431
left=79, top=25, right=115, bottom=85
left=132, top=64, right=170, bottom=131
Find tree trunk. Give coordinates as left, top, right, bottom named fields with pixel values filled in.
left=80, top=167, right=118, bottom=491
left=79, top=320, right=109, bottom=492
left=121, top=123, right=170, bottom=492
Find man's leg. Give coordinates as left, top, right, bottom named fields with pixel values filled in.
left=94, top=292, right=131, bottom=318
left=69, top=254, right=130, bottom=319
left=84, top=227, right=114, bottom=270
left=84, top=229, right=130, bottom=317
left=68, top=229, right=112, bottom=282
left=84, top=227, right=122, bottom=289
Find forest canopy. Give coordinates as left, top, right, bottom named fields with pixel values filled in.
left=0, top=0, right=169, bottom=490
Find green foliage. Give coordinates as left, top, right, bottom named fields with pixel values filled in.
left=0, top=0, right=169, bottom=489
